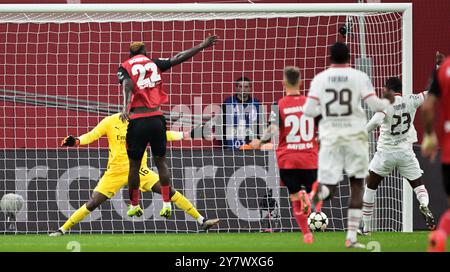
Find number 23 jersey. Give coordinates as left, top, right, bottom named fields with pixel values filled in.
left=376, top=93, right=425, bottom=150
left=275, top=95, right=318, bottom=169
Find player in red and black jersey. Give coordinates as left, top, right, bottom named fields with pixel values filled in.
left=250, top=66, right=320, bottom=244
left=118, top=35, right=217, bottom=218
left=422, top=52, right=450, bottom=252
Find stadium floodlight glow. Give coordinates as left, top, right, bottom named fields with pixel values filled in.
left=0, top=3, right=413, bottom=233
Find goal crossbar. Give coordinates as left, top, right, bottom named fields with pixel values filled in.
left=0, top=3, right=412, bottom=14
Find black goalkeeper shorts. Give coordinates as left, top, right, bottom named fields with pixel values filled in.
left=126, top=115, right=167, bottom=160
left=442, top=164, right=450, bottom=195
left=279, top=169, right=317, bottom=195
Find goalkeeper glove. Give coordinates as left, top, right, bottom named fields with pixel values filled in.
left=61, top=135, right=80, bottom=147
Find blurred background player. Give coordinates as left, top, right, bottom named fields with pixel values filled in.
left=303, top=42, right=394, bottom=248
left=222, top=77, right=262, bottom=150
left=362, top=77, right=435, bottom=234
left=250, top=66, right=319, bottom=244
left=50, top=113, right=219, bottom=236
left=118, top=35, right=217, bottom=218
left=421, top=52, right=449, bottom=252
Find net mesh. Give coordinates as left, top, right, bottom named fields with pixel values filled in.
left=0, top=11, right=405, bottom=233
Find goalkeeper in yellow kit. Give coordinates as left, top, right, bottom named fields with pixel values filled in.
left=49, top=113, right=218, bottom=236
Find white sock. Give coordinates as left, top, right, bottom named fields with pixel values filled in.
left=346, top=209, right=362, bottom=242
left=197, top=216, right=205, bottom=225
left=362, top=187, right=377, bottom=232
left=413, top=185, right=429, bottom=207
left=163, top=202, right=172, bottom=208
left=318, top=185, right=330, bottom=200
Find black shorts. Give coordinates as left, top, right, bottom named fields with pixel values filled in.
left=126, top=115, right=167, bottom=160
left=441, top=164, right=450, bottom=195
left=279, top=169, right=317, bottom=194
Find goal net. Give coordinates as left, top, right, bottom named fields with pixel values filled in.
left=0, top=4, right=412, bottom=234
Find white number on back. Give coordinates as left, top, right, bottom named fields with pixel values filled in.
left=131, top=62, right=161, bottom=89
left=285, top=115, right=314, bottom=143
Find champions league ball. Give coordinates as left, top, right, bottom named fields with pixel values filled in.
left=308, top=212, right=328, bottom=231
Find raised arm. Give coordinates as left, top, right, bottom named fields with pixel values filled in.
left=167, top=34, right=217, bottom=68
left=61, top=117, right=109, bottom=147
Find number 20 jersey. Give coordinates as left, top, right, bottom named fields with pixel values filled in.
left=376, top=93, right=425, bottom=151
left=276, top=95, right=318, bottom=169
left=308, top=65, right=376, bottom=144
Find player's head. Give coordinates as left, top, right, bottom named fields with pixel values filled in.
left=384, top=77, right=402, bottom=94
left=283, top=66, right=302, bottom=93
left=235, top=76, right=251, bottom=102
left=330, top=42, right=350, bottom=64
left=129, top=42, right=146, bottom=57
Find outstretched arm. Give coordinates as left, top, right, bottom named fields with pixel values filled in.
left=61, top=117, right=109, bottom=147
left=166, top=34, right=217, bottom=68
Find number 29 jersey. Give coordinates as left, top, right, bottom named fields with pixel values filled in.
left=274, top=95, right=318, bottom=169
left=308, top=65, right=376, bottom=144
left=117, top=54, right=173, bottom=110
left=376, top=93, right=425, bottom=151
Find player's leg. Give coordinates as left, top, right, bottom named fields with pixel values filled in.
left=147, top=182, right=219, bottom=230
left=280, top=169, right=314, bottom=243
left=408, top=177, right=436, bottom=230
left=50, top=173, right=116, bottom=236
left=428, top=164, right=450, bottom=252
left=148, top=116, right=172, bottom=218
left=398, top=150, right=435, bottom=230
left=362, top=150, right=396, bottom=233
left=361, top=171, right=383, bottom=234
left=344, top=139, right=369, bottom=248
left=126, top=118, right=149, bottom=216
left=314, top=143, right=341, bottom=204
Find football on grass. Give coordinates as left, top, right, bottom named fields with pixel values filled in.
left=308, top=212, right=328, bottom=231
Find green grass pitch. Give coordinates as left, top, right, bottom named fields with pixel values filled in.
left=0, top=231, right=444, bottom=252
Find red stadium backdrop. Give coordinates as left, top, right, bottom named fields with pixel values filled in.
left=0, top=0, right=448, bottom=149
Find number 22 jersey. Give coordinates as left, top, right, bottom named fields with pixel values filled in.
left=274, top=95, right=318, bottom=169
left=117, top=54, right=173, bottom=111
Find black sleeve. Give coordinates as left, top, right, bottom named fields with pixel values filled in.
left=428, top=68, right=441, bottom=97
left=153, top=58, right=173, bottom=73
left=117, top=65, right=131, bottom=84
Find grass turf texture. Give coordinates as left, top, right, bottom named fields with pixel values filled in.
left=0, top=231, right=443, bottom=252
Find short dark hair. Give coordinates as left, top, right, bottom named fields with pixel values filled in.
left=385, top=77, right=402, bottom=92
left=235, top=76, right=251, bottom=84
left=330, top=42, right=350, bottom=64
left=129, top=42, right=146, bottom=57
left=284, top=66, right=301, bottom=86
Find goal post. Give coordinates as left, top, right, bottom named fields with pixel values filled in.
left=0, top=3, right=413, bottom=234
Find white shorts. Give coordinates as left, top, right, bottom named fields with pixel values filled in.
left=318, top=140, right=369, bottom=185
left=369, top=148, right=423, bottom=180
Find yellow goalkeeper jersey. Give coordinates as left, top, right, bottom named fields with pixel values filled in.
left=78, top=113, right=183, bottom=173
